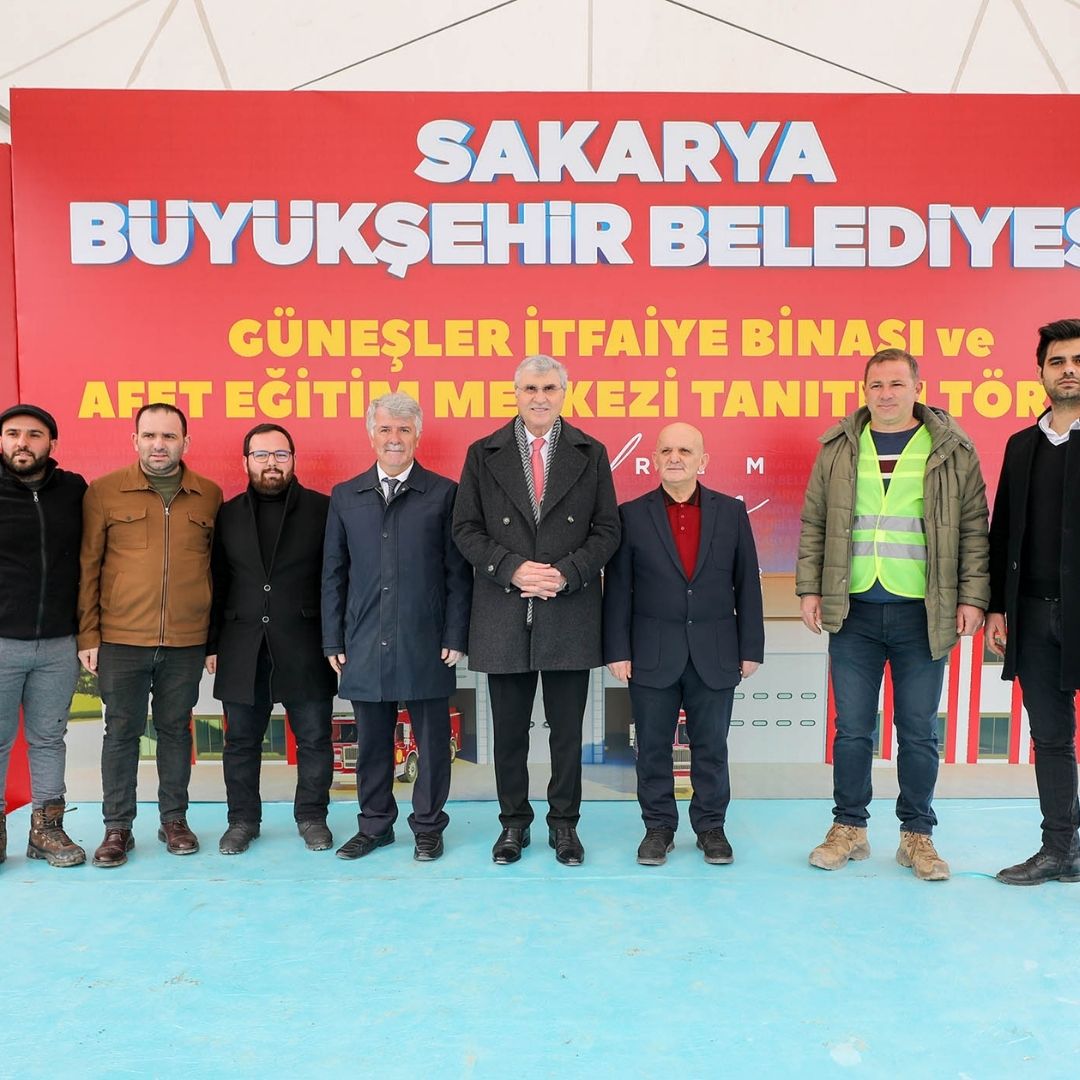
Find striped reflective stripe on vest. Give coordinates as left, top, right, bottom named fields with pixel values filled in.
left=850, top=424, right=932, bottom=597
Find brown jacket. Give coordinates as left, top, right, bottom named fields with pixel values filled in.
left=78, top=462, right=223, bottom=649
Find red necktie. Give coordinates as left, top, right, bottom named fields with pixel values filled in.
left=531, top=437, right=546, bottom=504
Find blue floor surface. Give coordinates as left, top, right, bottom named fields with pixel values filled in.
left=1, top=798, right=1078, bottom=1079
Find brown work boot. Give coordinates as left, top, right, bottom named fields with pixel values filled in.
left=896, top=830, right=950, bottom=881
left=93, top=828, right=135, bottom=868
left=0, top=811, right=6, bottom=864
left=158, top=818, right=199, bottom=855
left=809, top=823, right=871, bottom=870
left=27, top=800, right=86, bottom=867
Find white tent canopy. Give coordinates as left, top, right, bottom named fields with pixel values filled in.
left=3, top=0, right=1079, bottom=142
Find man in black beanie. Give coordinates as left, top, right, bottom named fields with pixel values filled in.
left=0, top=403, right=87, bottom=868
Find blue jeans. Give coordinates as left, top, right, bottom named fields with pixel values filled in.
left=0, top=635, right=79, bottom=811
left=828, top=600, right=946, bottom=835
left=98, top=643, right=205, bottom=829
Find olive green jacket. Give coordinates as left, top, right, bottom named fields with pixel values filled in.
left=796, top=403, right=990, bottom=660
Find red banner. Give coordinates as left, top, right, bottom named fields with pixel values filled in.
left=10, top=90, right=1080, bottom=571
left=0, top=144, right=16, bottom=404
left=0, top=142, right=31, bottom=810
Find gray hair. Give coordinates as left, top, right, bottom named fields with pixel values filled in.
left=366, top=392, right=423, bottom=436
left=514, top=354, right=568, bottom=390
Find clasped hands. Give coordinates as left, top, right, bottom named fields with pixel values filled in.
left=511, top=560, right=566, bottom=599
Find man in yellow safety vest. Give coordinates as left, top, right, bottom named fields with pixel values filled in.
left=796, top=348, right=990, bottom=881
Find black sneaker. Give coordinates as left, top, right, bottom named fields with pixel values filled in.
left=697, top=826, right=734, bottom=865
left=414, top=832, right=445, bottom=862
left=637, top=827, right=675, bottom=866
left=218, top=821, right=260, bottom=855
left=297, top=820, right=333, bottom=851
left=336, top=827, right=394, bottom=860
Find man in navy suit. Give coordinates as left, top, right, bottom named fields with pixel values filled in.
left=322, top=393, right=472, bottom=863
left=603, top=423, right=764, bottom=866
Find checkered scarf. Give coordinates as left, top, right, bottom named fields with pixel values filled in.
left=514, top=415, right=562, bottom=626
left=514, top=415, right=561, bottom=523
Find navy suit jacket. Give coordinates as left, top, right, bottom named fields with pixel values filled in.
left=321, top=461, right=472, bottom=703
left=602, top=484, right=764, bottom=691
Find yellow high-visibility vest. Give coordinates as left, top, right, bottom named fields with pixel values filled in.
left=850, top=423, right=931, bottom=598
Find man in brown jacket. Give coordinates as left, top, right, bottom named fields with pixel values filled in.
left=78, top=403, right=222, bottom=867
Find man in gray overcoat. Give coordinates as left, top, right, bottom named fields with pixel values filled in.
left=322, top=393, right=472, bottom=863
left=453, top=356, right=620, bottom=866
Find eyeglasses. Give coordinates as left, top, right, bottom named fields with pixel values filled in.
left=515, top=383, right=563, bottom=396
left=247, top=450, right=293, bottom=463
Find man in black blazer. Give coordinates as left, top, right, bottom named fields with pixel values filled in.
left=603, top=422, right=764, bottom=866
left=322, top=393, right=471, bottom=863
left=207, top=423, right=337, bottom=855
left=987, top=319, right=1080, bottom=885
left=453, top=356, right=620, bottom=866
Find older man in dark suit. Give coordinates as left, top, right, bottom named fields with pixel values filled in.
left=453, top=355, right=620, bottom=866
left=603, top=422, right=764, bottom=866
left=322, top=393, right=472, bottom=862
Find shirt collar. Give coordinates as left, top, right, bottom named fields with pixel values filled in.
left=525, top=426, right=554, bottom=447
left=377, top=462, right=414, bottom=486
left=661, top=483, right=701, bottom=507
left=1038, top=411, right=1080, bottom=446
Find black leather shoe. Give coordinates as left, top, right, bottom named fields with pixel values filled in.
left=549, top=825, right=584, bottom=866
left=297, top=820, right=333, bottom=851
left=637, top=826, right=675, bottom=866
left=996, top=846, right=1080, bottom=886
left=335, top=827, right=394, bottom=860
left=697, top=826, right=734, bottom=865
left=414, top=832, right=445, bottom=862
left=492, top=826, right=530, bottom=864
left=158, top=818, right=199, bottom=855
left=218, top=821, right=259, bottom=855
left=93, top=828, right=135, bottom=868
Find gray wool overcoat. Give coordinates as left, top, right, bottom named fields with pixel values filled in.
left=452, top=419, right=620, bottom=673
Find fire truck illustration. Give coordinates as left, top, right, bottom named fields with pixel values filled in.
left=331, top=706, right=462, bottom=783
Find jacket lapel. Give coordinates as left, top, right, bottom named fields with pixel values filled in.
left=398, top=461, right=429, bottom=496
left=484, top=423, right=536, bottom=523
left=1015, top=424, right=1040, bottom=503
left=646, top=489, right=686, bottom=580
left=267, top=479, right=299, bottom=573
left=540, top=430, right=588, bottom=519
left=354, top=464, right=382, bottom=494
left=690, top=487, right=717, bottom=583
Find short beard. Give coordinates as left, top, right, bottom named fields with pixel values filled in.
left=250, top=471, right=290, bottom=495
left=1, top=449, right=49, bottom=480
left=1047, top=384, right=1080, bottom=406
